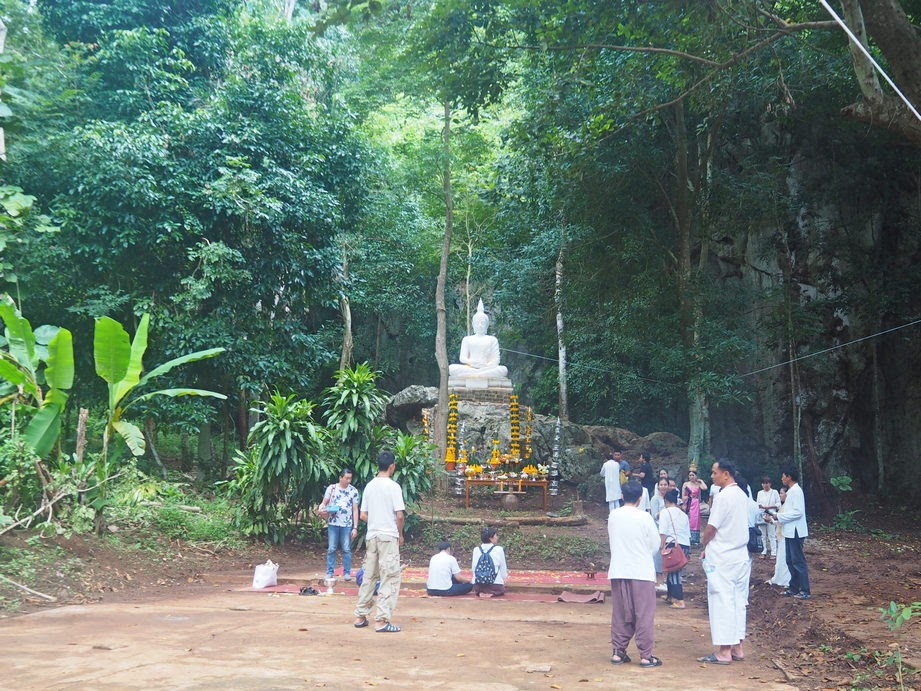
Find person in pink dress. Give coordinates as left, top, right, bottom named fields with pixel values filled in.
left=681, top=467, right=708, bottom=546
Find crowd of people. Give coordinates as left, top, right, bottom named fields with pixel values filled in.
left=602, top=454, right=813, bottom=667
left=316, top=447, right=812, bottom=669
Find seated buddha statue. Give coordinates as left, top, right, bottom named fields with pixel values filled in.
left=449, top=300, right=510, bottom=387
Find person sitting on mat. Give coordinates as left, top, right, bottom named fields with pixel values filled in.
left=426, top=541, right=473, bottom=597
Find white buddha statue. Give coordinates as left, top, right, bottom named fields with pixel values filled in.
left=449, top=300, right=510, bottom=388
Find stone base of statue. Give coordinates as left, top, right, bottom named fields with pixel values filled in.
left=448, top=381, right=514, bottom=405
left=448, top=375, right=513, bottom=390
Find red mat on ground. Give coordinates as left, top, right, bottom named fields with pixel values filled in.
left=398, top=567, right=604, bottom=586
left=239, top=568, right=605, bottom=602
left=238, top=584, right=562, bottom=602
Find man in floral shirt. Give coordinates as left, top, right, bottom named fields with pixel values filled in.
left=320, top=468, right=360, bottom=580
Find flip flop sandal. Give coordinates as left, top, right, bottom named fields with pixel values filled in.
left=375, top=622, right=401, bottom=633
left=696, top=653, right=731, bottom=665
left=610, top=649, right=631, bottom=665
left=639, top=656, right=663, bottom=668
left=299, top=586, right=319, bottom=596
left=731, top=655, right=745, bottom=662
left=353, top=618, right=369, bottom=628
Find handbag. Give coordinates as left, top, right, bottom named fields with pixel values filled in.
left=747, top=526, right=764, bottom=554
left=661, top=509, right=689, bottom=573
left=661, top=545, right=688, bottom=573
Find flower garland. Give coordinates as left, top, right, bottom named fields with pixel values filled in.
left=524, top=406, right=533, bottom=459
left=445, top=393, right=459, bottom=466
left=509, top=394, right=521, bottom=459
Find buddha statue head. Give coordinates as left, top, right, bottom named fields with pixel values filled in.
left=471, top=299, right=490, bottom=336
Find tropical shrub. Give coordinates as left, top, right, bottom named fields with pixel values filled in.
left=321, top=362, right=393, bottom=484
left=391, top=431, right=435, bottom=506
left=229, top=391, right=331, bottom=543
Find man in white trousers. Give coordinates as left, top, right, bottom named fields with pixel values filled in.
left=697, top=459, right=750, bottom=665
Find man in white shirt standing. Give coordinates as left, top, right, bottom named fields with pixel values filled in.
left=697, top=459, right=750, bottom=665
left=353, top=450, right=405, bottom=633
left=601, top=453, right=624, bottom=511
left=767, top=467, right=811, bottom=599
left=607, top=479, right=663, bottom=668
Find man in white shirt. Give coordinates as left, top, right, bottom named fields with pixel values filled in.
left=767, top=467, right=811, bottom=599
left=601, top=454, right=624, bottom=511
left=607, top=479, right=663, bottom=668
left=353, top=450, right=405, bottom=633
left=426, top=541, right=472, bottom=596
left=697, top=459, right=750, bottom=665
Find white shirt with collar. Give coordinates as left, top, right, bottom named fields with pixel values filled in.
left=777, top=482, right=809, bottom=538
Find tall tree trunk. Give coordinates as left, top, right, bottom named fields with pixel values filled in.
left=670, top=101, right=707, bottom=467
left=434, top=101, right=453, bottom=492
left=0, top=19, right=7, bottom=161
left=463, top=216, right=473, bottom=333
left=841, top=0, right=883, bottom=103
left=871, top=338, right=884, bottom=493
left=554, top=235, right=569, bottom=421
left=237, top=389, right=250, bottom=448
left=75, top=408, right=89, bottom=463
left=180, top=431, right=191, bottom=472
left=339, top=248, right=354, bottom=370
left=144, top=417, right=166, bottom=476
left=197, top=422, right=213, bottom=474
left=780, top=228, right=804, bottom=481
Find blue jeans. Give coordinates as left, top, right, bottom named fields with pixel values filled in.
left=666, top=545, right=690, bottom=601
left=327, top=525, right=352, bottom=577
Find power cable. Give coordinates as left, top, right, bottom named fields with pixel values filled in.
left=501, top=316, right=921, bottom=384
left=739, top=317, right=921, bottom=377
left=817, top=0, right=921, bottom=125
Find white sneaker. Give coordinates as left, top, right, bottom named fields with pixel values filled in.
left=656, top=583, right=668, bottom=592
left=343, top=574, right=352, bottom=581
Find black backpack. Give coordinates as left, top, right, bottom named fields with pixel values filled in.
left=474, top=545, right=498, bottom=584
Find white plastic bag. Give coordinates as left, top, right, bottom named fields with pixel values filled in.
left=252, top=560, right=279, bottom=589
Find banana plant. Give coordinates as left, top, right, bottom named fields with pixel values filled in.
left=0, top=294, right=74, bottom=457
left=90, top=313, right=225, bottom=533
left=93, top=313, right=226, bottom=460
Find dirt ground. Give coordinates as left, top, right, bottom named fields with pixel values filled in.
left=2, top=497, right=920, bottom=690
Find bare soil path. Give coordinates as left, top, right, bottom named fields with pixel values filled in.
left=2, top=499, right=920, bottom=689
left=2, top=577, right=793, bottom=690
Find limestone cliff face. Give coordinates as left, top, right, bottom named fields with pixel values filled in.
left=705, top=129, right=921, bottom=509
left=387, top=386, right=687, bottom=501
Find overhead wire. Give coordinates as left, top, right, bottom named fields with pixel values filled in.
left=817, top=0, right=921, bottom=125
left=501, top=316, right=921, bottom=387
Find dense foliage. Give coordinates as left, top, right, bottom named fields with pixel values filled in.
left=227, top=365, right=433, bottom=542
left=1, top=0, right=920, bottom=516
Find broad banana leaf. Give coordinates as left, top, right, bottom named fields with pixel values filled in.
left=112, top=314, right=149, bottom=409
left=136, top=348, right=225, bottom=389
left=127, top=387, right=227, bottom=410
left=94, top=316, right=131, bottom=398
left=44, top=327, right=74, bottom=391
left=0, top=357, right=27, bottom=387
left=113, top=419, right=145, bottom=456
left=23, top=401, right=63, bottom=458
left=0, top=294, right=36, bottom=373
